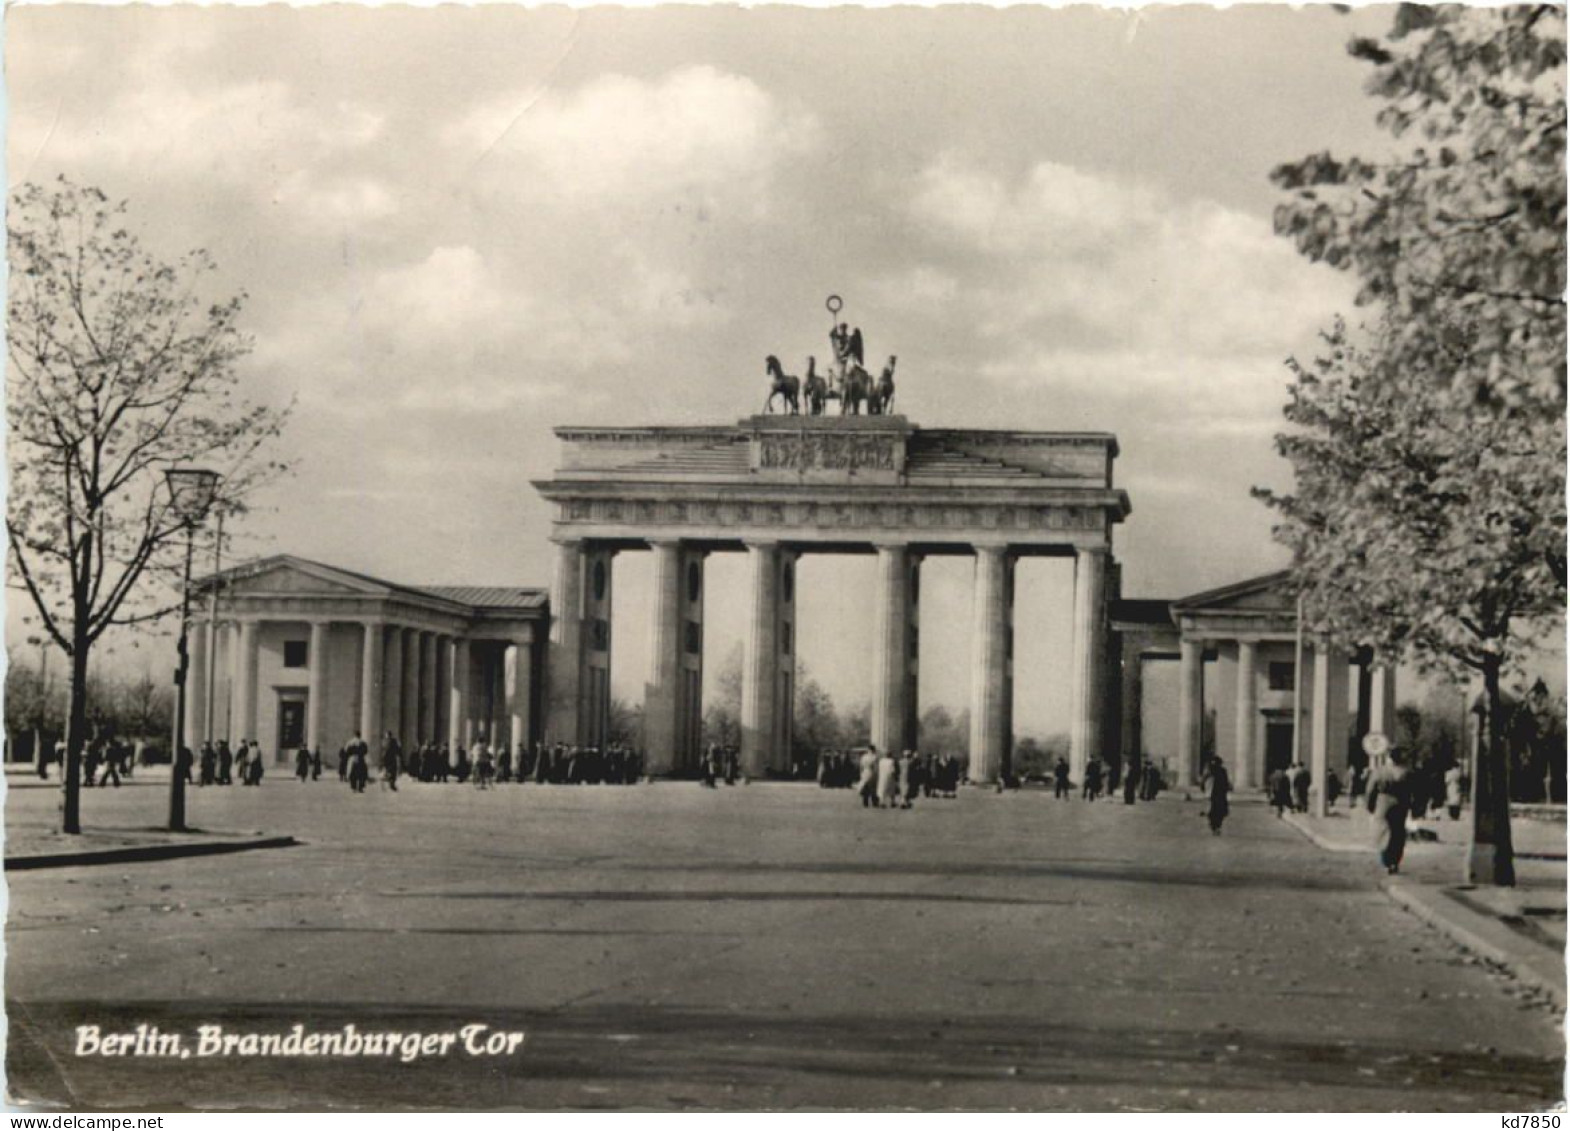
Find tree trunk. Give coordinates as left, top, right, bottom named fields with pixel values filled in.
left=62, top=630, right=89, bottom=835
left=1466, top=655, right=1517, bottom=886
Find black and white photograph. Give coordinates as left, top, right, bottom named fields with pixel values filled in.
left=3, top=1, right=1566, bottom=1113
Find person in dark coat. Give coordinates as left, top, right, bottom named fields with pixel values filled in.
left=1082, top=759, right=1104, bottom=801
left=348, top=742, right=369, bottom=793
left=1053, top=757, right=1071, bottom=800
left=199, top=742, right=217, bottom=787
left=337, top=742, right=350, bottom=782
left=217, top=740, right=234, bottom=786
left=310, top=746, right=323, bottom=781
left=1202, top=756, right=1231, bottom=835
left=1268, top=766, right=1293, bottom=817
left=1366, top=753, right=1412, bottom=874
left=381, top=732, right=402, bottom=791
left=295, top=746, right=311, bottom=782
left=1123, top=757, right=1139, bottom=804
left=1291, top=761, right=1312, bottom=812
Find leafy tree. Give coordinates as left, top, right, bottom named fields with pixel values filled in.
left=702, top=641, right=743, bottom=749
left=1256, top=323, right=1565, bottom=884
left=607, top=697, right=644, bottom=749
left=792, top=662, right=842, bottom=755
left=918, top=704, right=970, bottom=762
left=1272, top=4, right=1567, bottom=413
left=6, top=178, right=290, bottom=833
left=839, top=701, right=871, bottom=748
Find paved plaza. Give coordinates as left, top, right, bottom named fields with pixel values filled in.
left=5, top=776, right=1565, bottom=1111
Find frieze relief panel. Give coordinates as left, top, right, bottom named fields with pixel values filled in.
left=757, top=432, right=899, bottom=473
left=555, top=496, right=1106, bottom=533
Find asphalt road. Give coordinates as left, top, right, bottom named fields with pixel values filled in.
left=6, top=777, right=1564, bottom=1111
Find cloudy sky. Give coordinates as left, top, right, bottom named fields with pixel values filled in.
left=8, top=4, right=1409, bottom=737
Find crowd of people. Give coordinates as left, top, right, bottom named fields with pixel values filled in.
left=323, top=732, right=648, bottom=793
left=180, top=739, right=271, bottom=787
left=818, top=747, right=963, bottom=800
left=63, top=736, right=139, bottom=788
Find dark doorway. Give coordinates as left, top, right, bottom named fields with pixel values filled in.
left=278, top=696, right=306, bottom=758
left=1264, top=719, right=1293, bottom=778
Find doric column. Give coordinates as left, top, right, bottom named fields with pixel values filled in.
left=306, top=620, right=329, bottom=753
left=679, top=548, right=707, bottom=774
left=507, top=642, right=532, bottom=754
left=741, top=540, right=781, bottom=778
left=202, top=619, right=222, bottom=744
left=233, top=619, right=260, bottom=745
left=1369, top=665, right=1397, bottom=738
left=383, top=625, right=404, bottom=740
left=400, top=629, right=419, bottom=744
left=1308, top=644, right=1351, bottom=815
left=185, top=618, right=208, bottom=750
left=1234, top=640, right=1258, bottom=790
left=1177, top=638, right=1203, bottom=786
left=420, top=632, right=438, bottom=743
left=359, top=621, right=384, bottom=743
left=871, top=543, right=911, bottom=756
left=1069, top=546, right=1108, bottom=783
left=968, top=543, right=1010, bottom=784
left=546, top=539, right=584, bottom=746
left=448, top=637, right=470, bottom=751
left=1119, top=645, right=1143, bottom=767
left=644, top=539, right=683, bottom=775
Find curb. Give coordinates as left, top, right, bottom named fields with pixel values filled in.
left=1281, top=812, right=1366, bottom=853
left=1381, top=878, right=1566, bottom=1010
left=5, top=835, right=299, bottom=871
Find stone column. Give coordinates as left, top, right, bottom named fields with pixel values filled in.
left=546, top=539, right=584, bottom=746
left=871, top=544, right=911, bottom=756
left=1369, top=665, right=1397, bottom=739
left=306, top=620, right=329, bottom=754
left=582, top=548, right=615, bottom=750
left=904, top=554, right=922, bottom=754
left=507, top=642, right=532, bottom=754
left=1308, top=644, right=1350, bottom=816
left=420, top=632, right=438, bottom=743
left=678, top=548, right=707, bottom=774
left=1119, top=645, right=1143, bottom=767
left=383, top=625, right=404, bottom=741
left=1234, top=640, right=1258, bottom=790
left=185, top=618, right=208, bottom=750
left=644, top=539, right=683, bottom=776
left=359, top=622, right=384, bottom=743
left=448, top=637, right=470, bottom=751
left=1177, top=638, right=1203, bottom=786
left=741, top=540, right=781, bottom=778
left=233, top=619, right=260, bottom=745
left=202, top=619, right=221, bottom=743
left=968, top=543, right=1010, bottom=784
left=1068, top=546, right=1108, bottom=782
left=399, top=629, right=418, bottom=745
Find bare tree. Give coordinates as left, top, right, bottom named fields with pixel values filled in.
left=6, top=178, right=290, bottom=833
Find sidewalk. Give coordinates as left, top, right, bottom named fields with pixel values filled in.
left=4, top=767, right=297, bottom=868
left=1284, top=805, right=1566, bottom=1008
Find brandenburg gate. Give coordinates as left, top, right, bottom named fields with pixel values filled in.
left=533, top=413, right=1131, bottom=782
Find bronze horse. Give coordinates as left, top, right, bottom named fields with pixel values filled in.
left=840, top=365, right=874, bottom=415
left=873, top=355, right=897, bottom=415
left=764, top=355, right=800, bottom=415
left=803, top=356, right=830, bottom=416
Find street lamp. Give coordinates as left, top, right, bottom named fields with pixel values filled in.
left=166, top=467, right=220, bottom=833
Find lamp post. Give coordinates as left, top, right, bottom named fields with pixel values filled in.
left=166, top=467, right=220, bottom=833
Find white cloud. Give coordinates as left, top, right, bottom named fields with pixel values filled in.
left=449, top=65, right=818, bottom=216
left=11, top=80, right=383, bottom=185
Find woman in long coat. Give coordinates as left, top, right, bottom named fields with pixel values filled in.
left=1203, top=756, right=1230, bottom=835
left=1366, top=753, right=1412, bottom=874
